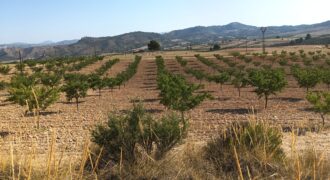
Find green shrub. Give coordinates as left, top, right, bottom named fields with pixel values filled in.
left=278, top=59, right=288, bottom=66
left=205, top=121, right=284, bottom=178
left=0, top=65, right=11, bottom=75
left=0, top=81, right=7, bottom=90
left=91, top=103, right=186, bottom=163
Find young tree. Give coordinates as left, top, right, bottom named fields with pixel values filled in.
left=158, top=72, right=211, bottom=122
left=321, top=70, right=330, bottom=90
left=306, top=92, right=330, bottom=126
left=147, top=40, right=161, bottom=51
left=88, top=74, right=106, bottom=97
left=209, top=72, right=230, bottom=91
left=62, top=74, right=89, bottom=110
left=248, top=69, right=287, bottom=109
left=7, top=74, right=60, bottom=128
left=232, top=71, right=248, bottom=97
left=292, top=68, right=320, bottom=92
left=230, top=51, right=240, bottom=62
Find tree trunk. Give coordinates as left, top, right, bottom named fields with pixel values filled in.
left=76, top=97, right=79, bottom=111
left=321, top=114, right=325, bottom=127
left=264, top=95, right=268, bottom=109
left=98, top=88, right=101, bottom=98
left=238, top=87, right=241, bottom=97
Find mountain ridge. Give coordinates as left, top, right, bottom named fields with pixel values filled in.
left=1, top=20, right=330, bottom=61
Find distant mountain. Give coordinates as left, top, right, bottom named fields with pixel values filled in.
left=1, top=21, right=330, bottom=61
left=0, top=39, right=78, bottom=49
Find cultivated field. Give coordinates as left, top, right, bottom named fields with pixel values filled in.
left=0, top=45, right=329, bottom=178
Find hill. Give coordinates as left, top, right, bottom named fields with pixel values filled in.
left=1, top=21, right=330, bottom=61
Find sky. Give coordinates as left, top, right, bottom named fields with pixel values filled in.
left=1, top=0, right=330, bottom=44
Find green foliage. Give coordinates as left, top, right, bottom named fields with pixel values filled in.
left=147, top=40, right=161, bottom=51
left=156, top=56, right=211, bottom=121
left=185, top=68, right=207, bottom=83
left=114, top=56, right=141, bottom=87
left=321, top=69, right=330, bottom=90
left=7, top=74, right=60, bottom=114
left=68, top=56, right=103, bottom=71
left=25, top=60, right=37, bottom=68
left=248, top=69, right=287, bottom=108
left=0, top=81, right=7, bottom=90
left=278, top=59, right=288, bottom=66
left=195, top=54, right=220, bottom=70
left=40, top=73, right=62, bottom=88
left=205, top=121, right=284, bottom=178
left=95, top=59, right=119, bottom=75
left=175, top=56, right=187, bottom=67
left=306, top=91, right=330, bottom=126
left=212, top=44, right=220, bottom=50
left=15, top=63, right=25, bottom=73
left=88, top=74, right=107, bottom=96
left=0, top=65, right=11, bottom=75
left=231, top=71, right=248, bottom=97
left=91, top=103, right=186, bottom=163
left=209, top=72, right=230, bottom=90
left=244, top=57, right=252, bottom=64
left=292, top=68, right=320, bottom=92
left=62, top=74, right=89, bottom=110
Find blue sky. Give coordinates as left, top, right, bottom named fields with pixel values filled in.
left=1, top=0, right=330, bottom=43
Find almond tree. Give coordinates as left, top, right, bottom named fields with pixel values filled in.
left=292, top=68, right=320, bottom=92
left=306, top=91, right=330, bottom=126
left=62, top=74, right=89, bottom=110
left=248, top=69, right=287, bottom=109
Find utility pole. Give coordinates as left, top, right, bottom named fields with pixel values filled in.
left=260, top=27, right=267, bottom=54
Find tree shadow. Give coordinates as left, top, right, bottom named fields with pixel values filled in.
left=214, top=97, right=231, bottom=101
left=130, top=98, right=159, bottom=103
left=0, top=101, right=15, bottom=107
left=0, top=131, right=11, bottom=138
left=120, top=108, right=163, bottom=114
left=143, top=82, right=156, bottom=86
left=206, top=108, right=254, bottom=115
left=299, top=107, right=315, bottom=112
left=59, top=100, right=86, bottom=105
left=273, top=97, right=303, bottom=103
left=141, top=86, right=157, bottom=90
left=24, top=110, right=62, bottom=117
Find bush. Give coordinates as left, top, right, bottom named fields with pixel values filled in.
left=0, top=81, right=7, bottom=90
left=204, top=121, right=285, bottom=178
left=91, top=103, right=186, bottom=163
left=0, top=65, right=11, bottom=75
